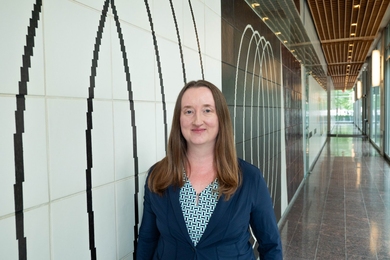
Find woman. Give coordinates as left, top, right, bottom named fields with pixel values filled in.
left=136, top=80, right=282, bottom=259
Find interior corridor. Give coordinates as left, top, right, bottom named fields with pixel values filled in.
left=279, top=125, right=390, bottom=259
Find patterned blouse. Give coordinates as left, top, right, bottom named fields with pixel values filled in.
left=179, top=174, right=219, bottom=246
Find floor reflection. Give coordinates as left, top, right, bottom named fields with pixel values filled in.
left=279, top=125, right=390, bottom=259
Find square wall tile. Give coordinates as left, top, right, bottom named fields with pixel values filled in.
left=135, top=101, right=157, bottom=173
left=24, top=97, right=49, bottom=209
left=51, top=193, right=89, bottom=260
left=204, top=56, right=222, bottom=88
left=112, top=22, right=155, bottom=101
left=44, top=0, right=101, bottom=98
left=154, top=102, right=174, bottom=162
left=113, top=101, right=134, bottom=180
left=91, top=100, right=115, bottom=187
left=114, top=0, right=152, bottom=31
left=25, top=205, right=50, bottom=260
left=47, top=98, right=87, bottom=200
left=0, top=216, right=18, bottom=259
left=155, top=36, right=187, bottom=103
left=153, top=0, right=180, bottom=42
left=182, top=46, right=204, bottom=81
left=93, top=184, right=117, bottom=259
left=205, top=0, right=221, bottom=14
left=204, top=6, right=221, bottom=61
left=0, top=96, right=16, bottom=217
left=182, top=0, right=204, bottom=52
left=116, top=178, right=135, bottom=259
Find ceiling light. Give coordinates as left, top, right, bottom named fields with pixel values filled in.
left=275, top=32, right=281, bottom=35
left=350, top=33, right=356, bottom=36
left=372, top=49, right=380, bottom=87
left=351, top=23, right=357, bottom=26
left=357, top=80, right=362, bottom=99
left=251, top=3, right=260, bottom=8
left=283, top=40, right=288, bottom=44
left=262, top=17, right=269, bottom=21
left=354, top=4, right=360, bottom=8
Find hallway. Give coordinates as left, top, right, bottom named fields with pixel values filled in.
left=279, top=125, right=390, bottom=259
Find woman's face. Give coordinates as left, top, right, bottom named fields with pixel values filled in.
left=180, top=87, right=219, bottom=150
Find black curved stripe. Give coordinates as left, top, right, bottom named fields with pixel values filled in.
left=13, top=1, right=42, bottom=259
left=109, top=1, right=140, bottom=259
left=86, top=0, right=111, bottom=258
left=169, top=0, right=187, bottom=85
left=143, top=0, right=168, bottom=154
left=87, top=0, right=141, bottom=259
left=187, top=0, right=204, bottom=80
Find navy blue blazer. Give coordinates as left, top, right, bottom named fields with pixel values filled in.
left=136, top=158, right=282, bottom=260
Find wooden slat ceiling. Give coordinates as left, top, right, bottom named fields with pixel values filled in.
left=307, top=0, right=390, bottom=91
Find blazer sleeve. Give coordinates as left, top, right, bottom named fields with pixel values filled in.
left=248, top=167, right=283, bottom=260
left=136, top=177, right=160, bottom=260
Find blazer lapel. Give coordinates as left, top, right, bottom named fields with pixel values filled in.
left=167, top=186, right=193, bottom=244
left=197, top=193, right=234, bottom=245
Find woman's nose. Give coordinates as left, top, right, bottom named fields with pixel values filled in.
left=193, top=112, right=203, bottom=125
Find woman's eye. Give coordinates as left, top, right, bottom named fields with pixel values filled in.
left=204, top=108, right=212, bottom=113
left=184, top=110, right=193, bottom=114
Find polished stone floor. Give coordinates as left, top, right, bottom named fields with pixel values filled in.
left=279, top=124, right=390, bottom=259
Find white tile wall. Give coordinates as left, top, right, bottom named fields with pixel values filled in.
left=0, top=0, right=222, bottom=259
left=25, top=206, right=50, bottom=260
left=183, top=0, right=205, bottom=52
left=91, top=100, right=115, bottom=187
left=115, top=178, right=135, bottom=259
left=182, top=46, right=205, bottom=81
left=47, top=98, right=87, bottom=200
left=204, top=5, right=221, bottom=61
left=0, top=0, right=36, bottom=95
left=113, top=100, right=134, bottom=180
left=0, top=216, right=18, bottom=259
left=24, top=97, right=49, bottom=209
left=94, top=16, right=113, bottom=100
left=113, top=23, right=156, bottom=102
left=134, top=101, right=157, bottom=173
left=114, top=0, right=152, bottom=31
left=44, top=0, right=99, bottom=98
left=155, top=36, right=188, bottom=102
left=0, top=97, right=17, bottom=217
left=93, top=184, right=117, bottom=259
left=50, top=194, right=90, bottom=260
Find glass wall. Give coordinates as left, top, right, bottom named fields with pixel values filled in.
left=385, top=24, right=390, bottom=157
left=371, top=86, right=381, bottom=146
left=334, top=89, right=354, bottom=123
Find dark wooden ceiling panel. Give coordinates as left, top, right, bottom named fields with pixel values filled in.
left=307, top=0, right=390, bottom=90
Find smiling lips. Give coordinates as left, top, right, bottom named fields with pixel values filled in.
left=192, top=128, right=205, bottom=133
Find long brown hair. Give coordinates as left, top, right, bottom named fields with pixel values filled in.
left=148, top=80, right=240, bottom=200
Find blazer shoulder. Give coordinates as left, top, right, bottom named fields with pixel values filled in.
left=238, top=158, right=262, bottom=177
